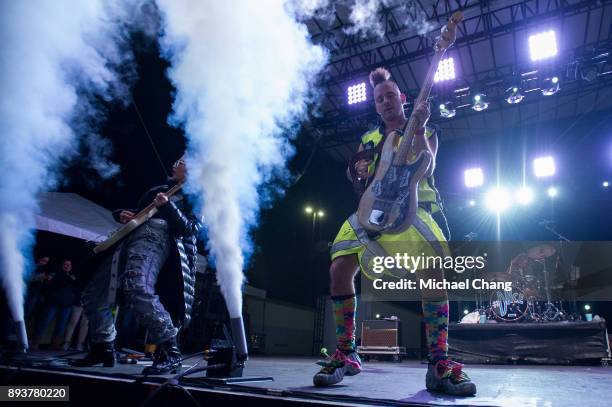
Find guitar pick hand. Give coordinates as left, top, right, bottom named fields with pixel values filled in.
left=355, top=159, right=373, bottom=180
left=119, top=210, right=135, bottom=224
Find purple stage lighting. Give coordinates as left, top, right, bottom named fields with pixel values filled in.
left=434, top=57, right=456, bottom=82
left=533, top=156, right=556, bottom=177
left=347, top=82, right=366, bottom=105
left=529, top=30, right=558, bottom=61
left=464, top=168, right=484, bottom=188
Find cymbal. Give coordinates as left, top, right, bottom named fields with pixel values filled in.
left=527, top=244, right=556, bottom=260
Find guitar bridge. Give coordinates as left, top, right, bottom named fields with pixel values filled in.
left=368, top=209, right=386, bottom=226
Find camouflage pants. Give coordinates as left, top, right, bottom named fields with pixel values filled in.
left=83, top=219, right=178, bottom=345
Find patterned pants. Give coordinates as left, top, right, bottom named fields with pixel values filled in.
left=83, top=220, right=178, bottom=345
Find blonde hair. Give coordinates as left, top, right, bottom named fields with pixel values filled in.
left=369, top=67, right=392, bottom=88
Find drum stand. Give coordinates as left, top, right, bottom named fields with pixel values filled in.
left=540, top=222, right=572, bottom=322
left=537, top=258, right=567, bottom=322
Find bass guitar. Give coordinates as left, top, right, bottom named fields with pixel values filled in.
left=356, top=11, right=462, bottom=234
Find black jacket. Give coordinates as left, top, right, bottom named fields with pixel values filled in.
left=113, top=180, right=203, bottom=328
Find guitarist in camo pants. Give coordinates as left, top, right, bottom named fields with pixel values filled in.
left=313, top=68, right=477, bottom=396
left=73, top=155, right=202, bottom=375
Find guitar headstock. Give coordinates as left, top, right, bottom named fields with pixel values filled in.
left=434, top=11, right=463, bottom=52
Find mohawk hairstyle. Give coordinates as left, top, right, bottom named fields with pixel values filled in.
left=369, top=67, right=391, bottom=88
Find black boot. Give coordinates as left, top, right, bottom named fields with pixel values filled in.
left=70, top=342, right=115, bottom=367
left=142, top=337, right=182, bottom=375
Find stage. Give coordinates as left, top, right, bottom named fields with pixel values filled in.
left=2, top=351, right=611, bottom=406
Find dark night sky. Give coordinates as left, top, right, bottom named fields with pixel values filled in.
left=49, top=37, right=612, bottom=310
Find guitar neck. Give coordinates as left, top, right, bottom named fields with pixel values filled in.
left=393, top=49, right=446, bottom=165
left=133, top=182, right=184, bottom=219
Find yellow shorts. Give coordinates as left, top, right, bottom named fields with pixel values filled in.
left=330, top=207, right=449, bottom=279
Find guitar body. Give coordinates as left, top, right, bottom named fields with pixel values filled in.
left=357, top=131, right=432, bottom=233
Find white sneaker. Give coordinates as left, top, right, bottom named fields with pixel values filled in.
left=313, top=349, right=362, bottom=386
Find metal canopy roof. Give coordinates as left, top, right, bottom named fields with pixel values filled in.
left=305, top=0, right=612, bottom=162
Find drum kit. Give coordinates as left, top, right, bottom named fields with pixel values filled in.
left=472, top=244, right=575, bottom=323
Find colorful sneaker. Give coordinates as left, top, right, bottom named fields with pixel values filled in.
left=313, top=348, right=362, bottom=386
left=425, top=359, right=476, bottom=396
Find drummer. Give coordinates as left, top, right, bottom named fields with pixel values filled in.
left=507, top=252, right=531, bottom=280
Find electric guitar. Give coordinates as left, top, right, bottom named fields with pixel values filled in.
left=93, top=182, right=184, bottom=254
left=356, top=11, right=462, bottom=234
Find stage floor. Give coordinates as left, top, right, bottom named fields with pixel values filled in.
left=3, top=351, right=612, bottom=406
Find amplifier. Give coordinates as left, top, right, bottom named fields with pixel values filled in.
left=361, top=319, right=399, bottom=347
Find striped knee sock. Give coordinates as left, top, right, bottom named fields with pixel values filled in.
left=331, top=294, right=356, bottom=352
left=422, top=299, right=449, bottom=362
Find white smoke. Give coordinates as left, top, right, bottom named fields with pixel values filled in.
left=291, top=0, right=434, bottom=40
left=0, top=1, right=134, bottom=322
left=156, top=0, right=327, bottom=318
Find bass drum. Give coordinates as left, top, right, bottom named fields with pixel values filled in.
left=489, top=287, right=530, bottom=322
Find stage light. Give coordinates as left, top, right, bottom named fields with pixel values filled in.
left=434, top=57, right=456, bottom=82
left=439, top=102, right=456, bottom=118
left=463, top=309, right=469, bottom=315
left=472, top=93, right=489, bottom=111
left=541, top=76, right=560, bottom=96
left=464, top=168, right=484, bottom=188
left=547, top=187, right=558, bottom=198
left=485, top=187, right=510, bottom=213
left=516, top=187, right=534, bottom=205
left=505, top=86, right=524, bottom=104
left=469, top=199, right=476, bottom=207
left=317, top=211, right=324, bottom=217
left=347, top=82, right=367, bottom=105
left=603, top=181, right=609, bottom=188
left=304, top=206, right=313, bottom=214
left=529, top=30, right=558, bottom=61
left=584, top=304, right=591, bottom=311
left=533, top=156, right=556, bottom=177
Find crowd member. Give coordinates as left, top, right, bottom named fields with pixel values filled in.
left=31, top=259, right=77, bottom=349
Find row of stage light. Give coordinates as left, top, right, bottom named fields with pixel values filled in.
left=464, top=156, right=609, bottom=213
left=347, top=30, right=580, bottom=115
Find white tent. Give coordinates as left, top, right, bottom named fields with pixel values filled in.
left=34, top=192, right=208, bottom=270
left=35, top=192, right=119, bottom=243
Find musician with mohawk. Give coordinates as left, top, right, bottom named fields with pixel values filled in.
left=313, top=67, right=477, bottom=396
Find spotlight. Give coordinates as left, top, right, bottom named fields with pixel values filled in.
left=472, top=93, right=489, bottom=111
left=463, top=309, right=469, bottom=315
left=434, top=57, right=456, bottom=82
left=533, top=156, right=556, bottom=177
left=516, top=187, right=534, bottom=205
left=347, top=82, right=367, bottom=105
left=469, top=199, right=476, bottom=207
left=603, top=181, right=609, bottom=188
left=541, top=76, right=560, bottom=96
left=464, top=168, right=484, bottom=188
left=505, top=86, right=524, bottom=104
left=584, top=304, right=591, bottom=311
left=529, top=30, right=558, bottom=61
left=439, top=102, right=456, bottom=118
left=375, top=313, right=381, bottom=319
left=485, top=187, right=510, bottom=213
left=547, top=187, right=558, bottom=198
